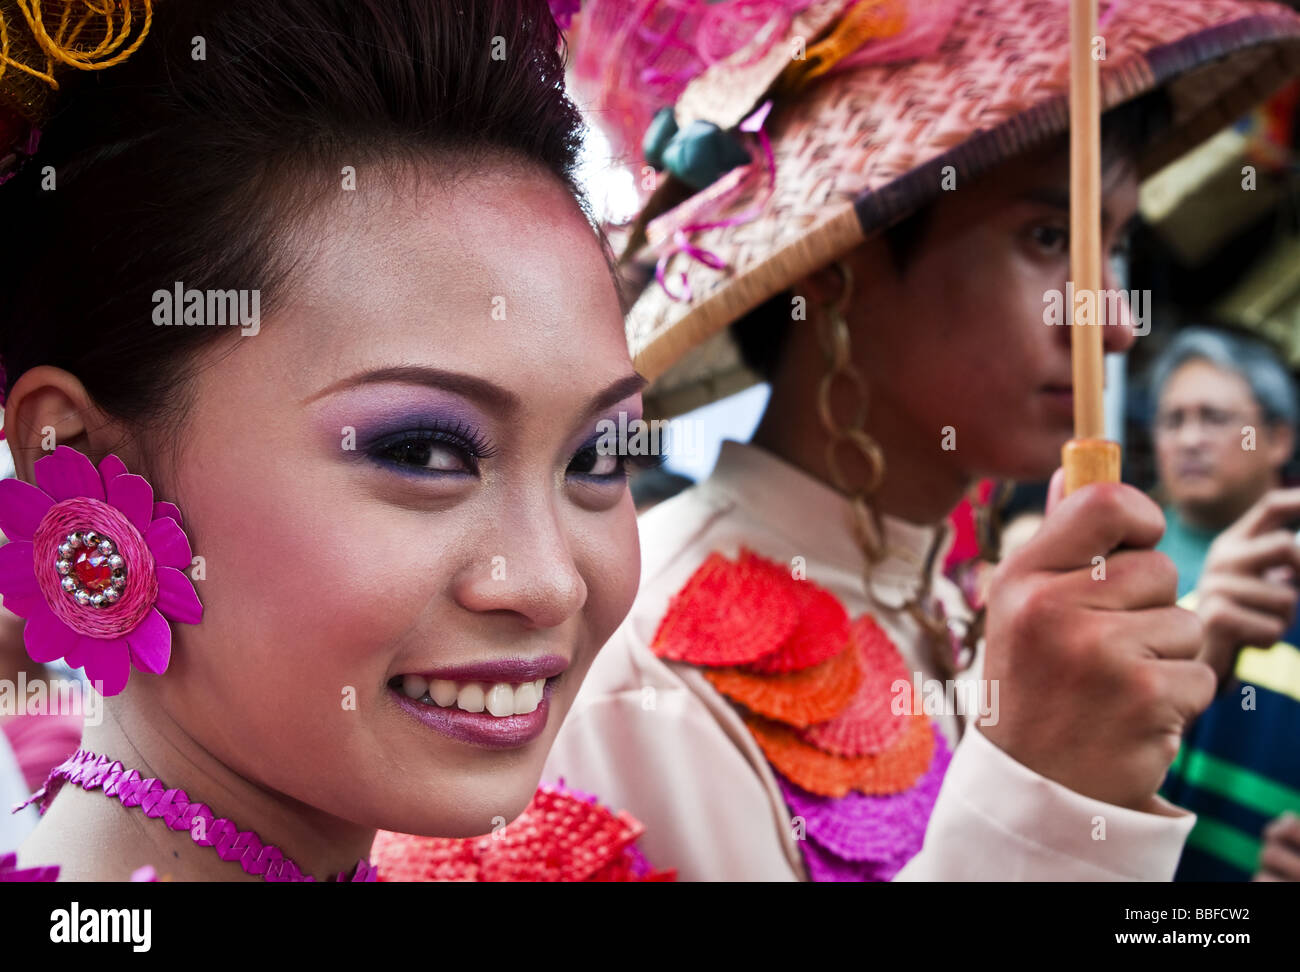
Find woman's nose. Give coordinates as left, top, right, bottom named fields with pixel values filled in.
left=451, top=502, right=588, bottom=629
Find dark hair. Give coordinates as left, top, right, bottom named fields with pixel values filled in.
left=728, top=212, right=933, bottom=380
left=0, top=0, right=587, bottom=442
left=1149, top=325, right=1298, bottom=426
left=730, top=89, right=1173, bottom=382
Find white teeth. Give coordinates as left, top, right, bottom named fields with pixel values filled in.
left=513, top=681, right=539, bottom=715
left=486, top=683, right=515, bottom=717
left=400, top=675, right=549, bottom=716
left=456, top=683, right=485, bottom=713
left=401, top=674, right=429, bottom=700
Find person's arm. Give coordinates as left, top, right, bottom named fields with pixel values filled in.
left=896, top=725, right=1193, bottom=880
left=905, top=473, right=1212, bottom=880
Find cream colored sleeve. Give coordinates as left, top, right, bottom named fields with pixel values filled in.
left=896, top=725, right=1195, bottom=881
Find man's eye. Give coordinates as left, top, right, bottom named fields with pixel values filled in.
left=1029, top=224, right=1068, bottom=254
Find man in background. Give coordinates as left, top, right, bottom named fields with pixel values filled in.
left=1147, top=326, right=1300, bottom=879
left=1150, top=327, right=1296, bottom=596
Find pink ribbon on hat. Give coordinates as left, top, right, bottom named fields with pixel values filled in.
left=637, top=0, right=809, bottom=86
left=648, top=0, right=1128, bottom=302
left=653, top=99, right=777, bottom=302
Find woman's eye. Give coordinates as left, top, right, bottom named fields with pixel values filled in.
left=567, top=436, right=667, bottom=483
left=367, top=426, right=494, bottom=476
left=382, top=439, right=469, bottom=472
left=568, top=444, right=623, bottom=479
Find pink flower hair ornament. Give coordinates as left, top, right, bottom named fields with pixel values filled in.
left=548, top=0, right=580, bottom=30
left=0, top=447, right=201, bottom=696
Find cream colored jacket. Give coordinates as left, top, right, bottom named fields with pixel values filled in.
left=543, top=441, right=1194, bottom=881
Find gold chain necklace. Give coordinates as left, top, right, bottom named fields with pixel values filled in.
left=813, top=263, right=990, bottom=685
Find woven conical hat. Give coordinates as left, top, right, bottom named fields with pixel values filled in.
left=577, top=1, right=1300, bottom=417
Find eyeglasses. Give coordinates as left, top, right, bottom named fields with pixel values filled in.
left=1153, top=406, right=1259, bottom=436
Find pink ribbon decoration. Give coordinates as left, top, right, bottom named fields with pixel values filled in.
left=824, top=0, right=962, bottom=75
left=655, top=100, right=774, bottom=300
left=577, top=1, right=811, bottom=172
left=647, top=0, right=967, bottom=301
left=653, top=99, right=778, bottom=302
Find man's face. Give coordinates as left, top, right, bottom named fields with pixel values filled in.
left=1154, top=358, right=1291, bottom=525
left=849, top=142, right=1139, bottom=481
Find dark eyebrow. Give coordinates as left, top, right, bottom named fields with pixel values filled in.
left=1019, top=186, right=1071, bottom=212
left=302, top=365, right=524, bottom=412
left=303, top=365, right=646, bottom=418
left=1017, top=186, right=1135, bottom=235
left=586, top=373, right=648, bottom=419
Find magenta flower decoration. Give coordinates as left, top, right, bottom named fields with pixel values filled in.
left=0, top=851, right=58, bottom=882
left=0, top=447, right=201, bottom=696
left=548, top=0, right=580, bottom=29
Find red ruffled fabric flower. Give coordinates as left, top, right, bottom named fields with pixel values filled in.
left=650, top=547, right=953, bottom=880
left=370, top=780, right=674, bottom=882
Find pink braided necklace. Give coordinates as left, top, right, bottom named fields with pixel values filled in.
left=19, top=748, right=376, bottom=882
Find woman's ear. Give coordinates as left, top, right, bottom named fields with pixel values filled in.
left=2, top=366, right=114, bottom=482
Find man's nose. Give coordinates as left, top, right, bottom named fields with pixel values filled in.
left=1175, top=417, right=1210, bottom=448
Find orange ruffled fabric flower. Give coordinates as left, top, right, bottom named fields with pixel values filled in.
left=652, top=548, right=935, bottom=799
left=371, top=780, right=675, bottom=882
left=704, top=640, right=861, bottom=727
left=747, top=702, right=935, bottom=798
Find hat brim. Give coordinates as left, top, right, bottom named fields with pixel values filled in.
left=620, top=1, right=1300, bottom=418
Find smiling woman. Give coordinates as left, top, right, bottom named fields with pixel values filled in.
left=0, top=0, right=660, bottom=881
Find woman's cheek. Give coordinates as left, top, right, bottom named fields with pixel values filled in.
left=582, top=496, right=641, bottom=647
left=181, top=470, right=410, bottom=690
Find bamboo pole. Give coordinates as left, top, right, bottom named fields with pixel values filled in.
left=1063, top=0, right=1120, bottom=495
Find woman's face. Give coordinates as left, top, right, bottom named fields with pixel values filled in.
left=144, top=162, right=642, bottom=837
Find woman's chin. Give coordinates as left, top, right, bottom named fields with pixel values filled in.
left=374, top=772, right=543, bottom=840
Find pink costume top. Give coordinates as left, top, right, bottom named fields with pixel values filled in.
left=1, top=710, right=83, bottom=792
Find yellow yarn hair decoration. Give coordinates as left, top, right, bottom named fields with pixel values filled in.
left=1, top=0, right=154, bottom=88
left=0, top=0, right=153, bottom=141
